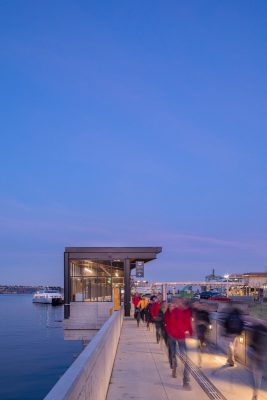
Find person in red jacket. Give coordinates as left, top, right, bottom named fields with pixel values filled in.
left=132, top=293, right=141, bottom=308
left=164, top=297, right=192, bottom=389
left=132, top=293, right=142, bottom=326
left=150, top=295, right=162, bottom=343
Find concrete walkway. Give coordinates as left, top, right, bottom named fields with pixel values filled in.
left=186, top=338, right=267, bottom=400
left=106, top=319, right=209, bottom=400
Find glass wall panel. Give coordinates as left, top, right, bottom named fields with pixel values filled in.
left=70, top=260, right=124, bottom=302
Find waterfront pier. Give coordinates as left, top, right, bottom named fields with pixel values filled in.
left=44, top=309, right=267, bottom=400
left=44, top=246, right=267, bottom=399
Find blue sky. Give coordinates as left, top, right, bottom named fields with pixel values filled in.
left=0, top=1, right=266, bottom=285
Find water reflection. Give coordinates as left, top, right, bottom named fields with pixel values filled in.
left=0, top=295, right=83, bottom=400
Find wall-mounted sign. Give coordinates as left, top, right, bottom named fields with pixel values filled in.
left=136, top=261, right=144, bottom=278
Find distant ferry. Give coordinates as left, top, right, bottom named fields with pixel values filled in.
left=32, top=289, right=63, bottom=305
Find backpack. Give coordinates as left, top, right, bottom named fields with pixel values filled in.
left=224, top=309, right=244, bottom=334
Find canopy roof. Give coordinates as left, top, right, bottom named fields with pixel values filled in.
left=65, top=246, right=162, bottom=270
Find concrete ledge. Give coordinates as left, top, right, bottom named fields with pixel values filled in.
left=64, top=302, right=113, bottom=330
left=44, top=308, right=123, bottom=400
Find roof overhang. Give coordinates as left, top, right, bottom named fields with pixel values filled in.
left=64, top=246, right=162, bottom=269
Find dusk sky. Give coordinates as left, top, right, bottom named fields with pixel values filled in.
left=0, top=1, right=267, bottom=285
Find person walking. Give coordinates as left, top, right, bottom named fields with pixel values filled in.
left=192, top=302, right=210, bottom=367
left=248, top=322, right=267, bottom=400
left=157, top=300, right=168, bottom=345
left=132, top=293, right=141, bottom=327
left=164, top=298, right=192, bottom=389
left=150, top=295, right=162, bottom=342
left=144, top=298, right=153, bottom=330
left=223, top=305, right=244, bottom=366
left=163, top=301, right=176, bottom=370
left=137, top=295, right=149, bottom=323
left=132, top=293, right=141, bottom=309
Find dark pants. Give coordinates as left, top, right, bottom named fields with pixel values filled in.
left=196, top=324, right=208, bottom=348
left=168, top=336, right=190, bottom=384
left=155, top=320, right=161, bottom=343
left=140, top=309, right=146, bottom=321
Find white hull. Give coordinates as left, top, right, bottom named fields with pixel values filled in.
left=32, top=297, right=53, bottom=304
left=32, top=290, right=63, bottom=304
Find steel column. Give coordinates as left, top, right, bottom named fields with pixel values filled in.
left=124, top=258, right=131, bottom=316
left=64, top=252, right=71, bottom=319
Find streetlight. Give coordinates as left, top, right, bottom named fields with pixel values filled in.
left=224, top=274, right=229, bottom=297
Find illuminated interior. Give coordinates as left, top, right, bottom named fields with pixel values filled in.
left=70, top=260, right=124, bottom=302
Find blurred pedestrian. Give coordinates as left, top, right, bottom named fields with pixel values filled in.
left=134, top=306, right=141, bottom=327
left=137, top=295, right=149, bottom=323
left=145, top=298, right=153, bottom=330
left=193, top=302, right=210, bottom=348
left=132, top=293, right=141, bottom=327
left=164, top=298, right=192, bottom=389
left=248, top=322, right=267, bottom=400
left=192, top=302, right=211, bottom=366
left=157, top=301, right=168, bottom=345
left=223, top=305, right=244, bottom=366
left=132, top=293, right=141, bottom=308
left=151, top=295, right=162, bottom=342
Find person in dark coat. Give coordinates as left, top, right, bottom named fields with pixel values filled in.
left=192, top=302, right=211, bottom=367
left=150, top=296, right=162, bottom=342
left=223, top=305, right=244, bottom=366
left=248, top=322, right=267, bottom=400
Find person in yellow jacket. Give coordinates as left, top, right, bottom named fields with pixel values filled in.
left=137, top=295, right=149, bottom=322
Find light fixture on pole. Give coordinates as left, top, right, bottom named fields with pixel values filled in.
left=224, top=274, right=230, bottom=297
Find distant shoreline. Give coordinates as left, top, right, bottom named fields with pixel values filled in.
left=0, top=292, right=34, bottom=295
left=0, top=285, right=63, bottom=295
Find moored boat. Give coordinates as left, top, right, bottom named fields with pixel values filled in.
left=32, top=289, right=63, bottom=305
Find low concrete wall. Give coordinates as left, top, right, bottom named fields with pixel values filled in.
left=64, top=302, right=113, bottom=330
left=44, top=308, right=123, bottom=400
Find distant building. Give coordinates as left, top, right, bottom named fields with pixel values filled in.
left=228, top=273, right=244, bottom=283
left=205, top=269, right=224, bottom=282
left=132, top=280, right=153, bottom=295
left=242, top=272, right=267, bottom=288
left=228, top=271, right=267, bottom=298
left=228, top=272, right=267, bottom=287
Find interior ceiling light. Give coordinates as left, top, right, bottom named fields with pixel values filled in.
left=85, top=268, right=93, bottom=273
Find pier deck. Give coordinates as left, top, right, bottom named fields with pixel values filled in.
left=107, top=319, right=267, bottom=400
left=186, top=338, right=267, bottom=400
left=106, top=319, right=209, bottom=400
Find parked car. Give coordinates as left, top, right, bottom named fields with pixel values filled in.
left=209, top=293, right=230, bottom=302
left=199, top=291, right=218, bottom=299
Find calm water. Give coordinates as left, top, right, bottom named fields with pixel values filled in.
left=0, top=295, right=83, bottom=400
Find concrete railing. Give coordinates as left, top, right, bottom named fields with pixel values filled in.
left=64, top=302, right=113, bottom=330
left=44, top=308, right=123, bottom=400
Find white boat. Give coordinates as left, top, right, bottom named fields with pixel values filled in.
left=32, top=289, right=63, bottom=305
